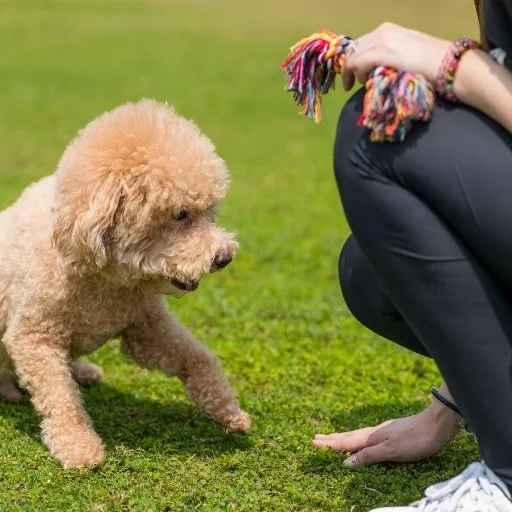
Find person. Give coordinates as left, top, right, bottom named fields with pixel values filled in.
left=312, top=0, right=512, bottom=510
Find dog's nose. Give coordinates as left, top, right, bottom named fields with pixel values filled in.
left=213, top=251, right=232, bottom=270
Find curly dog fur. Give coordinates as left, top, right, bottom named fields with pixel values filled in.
left=0, top=100, right=251, bottom=468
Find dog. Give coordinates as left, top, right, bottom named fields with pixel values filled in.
left=0, top=100, right=251, bottom=468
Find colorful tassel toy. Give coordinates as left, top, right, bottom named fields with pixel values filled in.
left=281, top=29, right=436, bottom=142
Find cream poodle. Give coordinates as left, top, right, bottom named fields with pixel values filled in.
left=0, top=100, right=251, bottom=468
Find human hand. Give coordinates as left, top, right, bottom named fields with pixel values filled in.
left=342, top=23, right=451, bottom=91
left=313, top=404, right=462, bottom=467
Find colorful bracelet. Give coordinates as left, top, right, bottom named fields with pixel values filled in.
left=435, top=38, right=481, bottom=103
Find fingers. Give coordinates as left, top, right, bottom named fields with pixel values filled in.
left=345, top=44, right=382, bottom=85
left=313, top=425, right=387, bottom=453
left=342, top=43, right=356, bottom=91
left=314, top=429, right=393, bottom=468
left=342, top=22, right=409, bottom=87
left=343, top=443, right=392, bottom=468
left=342, top=34, right=381, bottom=89
left=342, top=64, right=355, bottom=91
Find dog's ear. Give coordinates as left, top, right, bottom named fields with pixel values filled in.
left=51, top=175, right=123, bottom=274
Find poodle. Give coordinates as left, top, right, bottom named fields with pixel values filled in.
left=0, top=100, right=251, bottom=468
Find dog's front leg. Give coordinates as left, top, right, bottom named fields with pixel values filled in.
left=122, top=299, right=250, bottom=434
left=4, top=323, right=105, bottom=468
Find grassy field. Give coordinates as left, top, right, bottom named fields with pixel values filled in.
left=0, top=1, right=480, bottom=510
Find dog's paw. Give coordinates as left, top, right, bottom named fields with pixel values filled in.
left=43, top=422, right=106, bottom=469
left=71, top=360, right=104, bottom=387
left=0, top=382, right=22, bottom=403
left=224, top=409, right=251, bottom=434
left=57, top=441, right=105, bottom=469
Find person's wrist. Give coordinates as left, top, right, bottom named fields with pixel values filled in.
left=435, top=38, right=481, bottom=101
left=425, top=38, right=451, bottom=84
left=452, top=48, right=485, bottom=103
left=422, top=399, right=462, bottom=441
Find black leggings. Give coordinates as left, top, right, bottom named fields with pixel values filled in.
left=335, top=89, right=512, bottom=487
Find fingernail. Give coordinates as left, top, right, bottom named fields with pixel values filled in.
left=344, top=455, right=358, bottom=468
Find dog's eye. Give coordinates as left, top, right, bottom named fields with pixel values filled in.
left=172, top=211, right=189, bottom=221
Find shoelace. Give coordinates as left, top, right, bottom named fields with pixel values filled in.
left=411, top=462, right=495, bottom=512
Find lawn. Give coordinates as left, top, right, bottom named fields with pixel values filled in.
left=0, top=1, right=480, bottom=510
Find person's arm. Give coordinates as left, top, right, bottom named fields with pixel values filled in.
left=341, top=24, right=512, bottom=134
left=455, top=49, right=512, bottom=132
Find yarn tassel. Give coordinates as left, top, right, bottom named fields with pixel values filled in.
left=281, top=29, right=354, bottom=123
left=281, top=31, right=436, bottom=142
left=359, top=66, right=435, bottom=142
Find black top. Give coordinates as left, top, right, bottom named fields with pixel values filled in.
left=484, top=0, right=512, bottom=69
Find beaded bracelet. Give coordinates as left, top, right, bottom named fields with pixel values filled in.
left=435, top=38, right=481, bottom=103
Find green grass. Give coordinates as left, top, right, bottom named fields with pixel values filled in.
left=0, top=1, right=480, bottom=510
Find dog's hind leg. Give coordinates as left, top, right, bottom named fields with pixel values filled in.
left=0, top=280, right=21, bottom=402
left=121, top=298, right=251, bottom=434
left=0, top=343, right=21, bottom=403
left=0, top=382, right=21, bottom=402
left=71, top=360, right=104, bottom=387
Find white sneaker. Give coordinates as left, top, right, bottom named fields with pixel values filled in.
left=369, top=461, right=512, bottom=511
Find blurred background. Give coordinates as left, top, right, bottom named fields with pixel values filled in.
left=0, top=1, right=479, bottom=510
